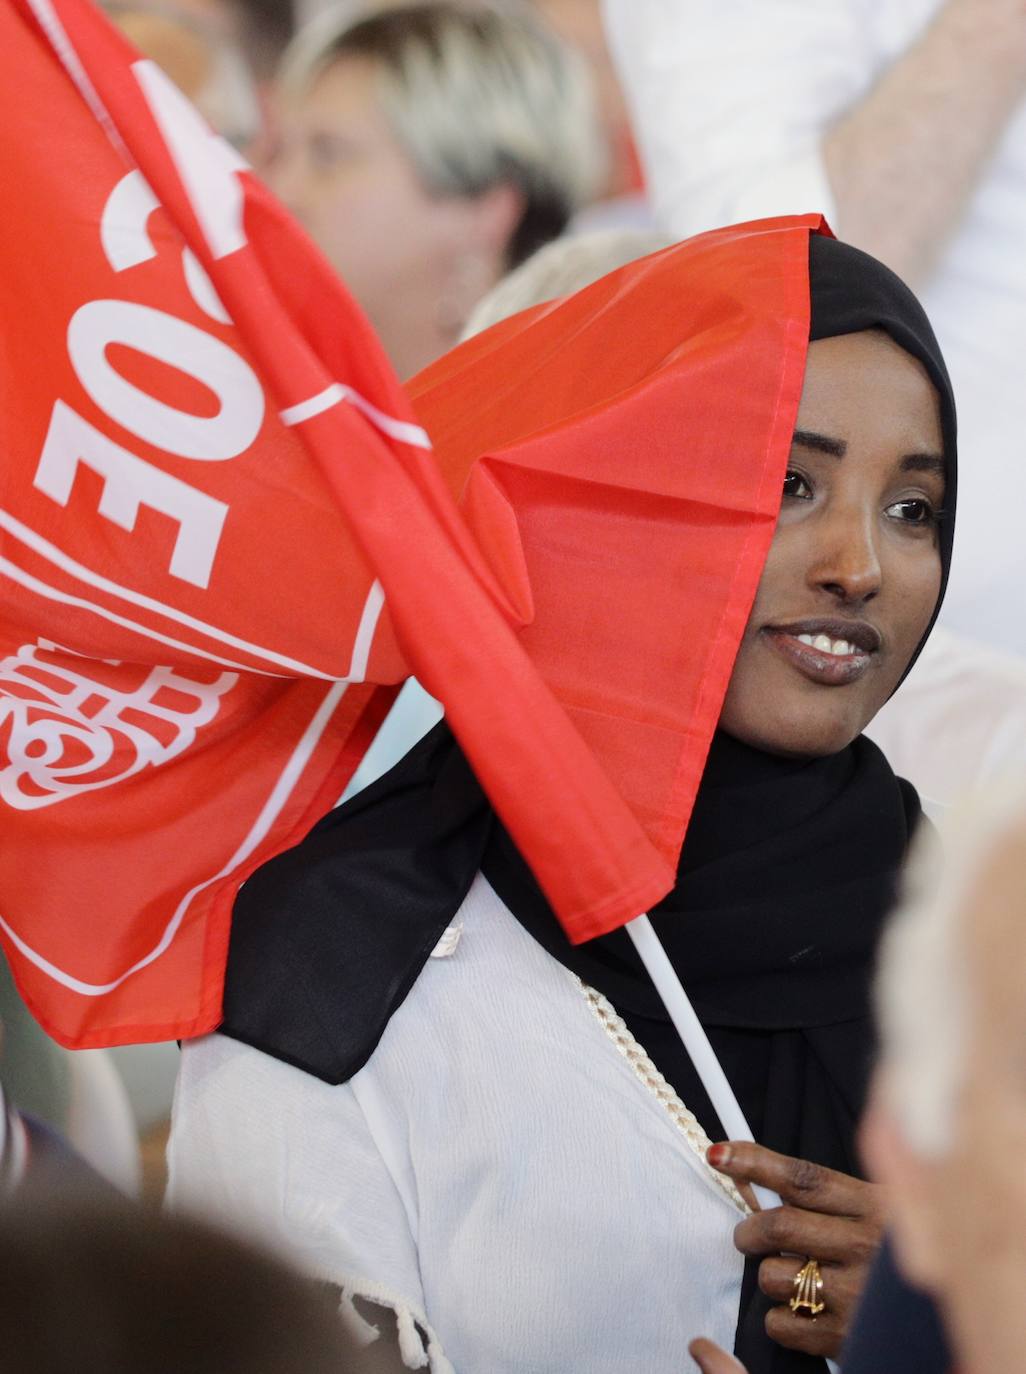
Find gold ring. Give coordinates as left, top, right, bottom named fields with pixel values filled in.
left=789, top=1257, right=826, bottom=1317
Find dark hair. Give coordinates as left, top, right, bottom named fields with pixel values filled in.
left=0, top=1199, right=365, bottom=1374
left=234, top=0, right=297, bottom=80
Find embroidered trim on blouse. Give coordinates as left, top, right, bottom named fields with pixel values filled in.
left=573, top=976, right=750, bottom=1216
left=334, top=1276, right=455, bottom=1374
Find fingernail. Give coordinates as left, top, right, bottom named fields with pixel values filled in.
left=707, top=1143, right=731, bottom=1169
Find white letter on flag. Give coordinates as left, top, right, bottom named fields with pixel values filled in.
left=34, top=401, right=228, bottom=589
left=132, top=59, right=248, bottom=261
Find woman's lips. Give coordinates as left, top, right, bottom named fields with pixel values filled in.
left=763, top=629, right=875, bottom=686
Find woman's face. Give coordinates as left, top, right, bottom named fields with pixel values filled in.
left=718, top=329, right=945, bottom=758
left=267, top=55, right=501, bottom=378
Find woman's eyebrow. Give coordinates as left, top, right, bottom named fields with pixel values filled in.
left=791, top=432, right=945, bottom=476
left=900, top=452, right=945, bottom=475
left=791, top=429, right=847, bottom=457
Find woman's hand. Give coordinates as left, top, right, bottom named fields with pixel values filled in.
left=688, top=1337, right=748, bottom=1372
left=707, top=1141, right=886, bottom=1360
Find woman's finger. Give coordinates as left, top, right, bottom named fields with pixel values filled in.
left=687, top=1337, right=749, bottom=1373
left=756, top=1254, right=864, bottom=1313
left=733, top=1205, right=879, bottom=1264
left=764, top=1303, right=845, bottom=1360
left=758, top=1254, right=827, bottom=1305
left=707, top=1142, right=880, bottom=1218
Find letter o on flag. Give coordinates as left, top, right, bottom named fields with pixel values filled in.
left=67, top=299, right=265, bottom=460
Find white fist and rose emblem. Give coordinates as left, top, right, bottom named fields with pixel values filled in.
left=0, top=640, right=236, bottom=811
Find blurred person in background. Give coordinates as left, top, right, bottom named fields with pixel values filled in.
left=526, top=0, right=647, bottom=228
left=602, top=0, right=1026, bottom=810
left=460, top=225, right=672, bottom=336
left=0, top=1071, right=125, bottom=1199
left=857, top=782, right=1026, bottom=1374
left=0, top=1199, right=396, bottom=1374
left=0, top=957, right=140, bottom=1197
left=234, top=0, right=298, bottom=162
left=0, top=1032, right=121, bottom=1200
left=691, top=782, right=1026, bottom=1374
left=235, top=0, right=296, bottom=85
left=864, top=629, right=1026, bottom=813
left=267, top=2, right=603, bottom=377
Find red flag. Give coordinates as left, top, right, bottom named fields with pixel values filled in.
left=0, top=0, right=814, bottom=1047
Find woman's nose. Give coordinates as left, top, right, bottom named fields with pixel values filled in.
left=808, top=509, right=882, bottom=605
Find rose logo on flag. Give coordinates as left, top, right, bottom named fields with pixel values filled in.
left=0, top=641, right=236, bottom=811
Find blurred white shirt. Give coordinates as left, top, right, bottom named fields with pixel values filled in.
left=865, top=626, right=1026, bottom=811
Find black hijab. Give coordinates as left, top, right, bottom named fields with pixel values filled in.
left=221, top=235, right=957, bottom=1374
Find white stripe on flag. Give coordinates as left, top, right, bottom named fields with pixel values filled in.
left=0, top=555, right=267, bottom=676
left=25, top=0, right=129, bottom=157
left=0, top=680, right=349, bottom=995
left=344, top=580, right=385, bottom=684
left=279, top=384, right=346, bottom=427
left=280, top=383, right=431, bottom=449
left=0, top=509, right=336, bottom=680
left=132, top=58, right=249, bottom=261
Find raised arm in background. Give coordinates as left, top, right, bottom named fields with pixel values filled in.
left=602, top=0, right=1026, bottom=285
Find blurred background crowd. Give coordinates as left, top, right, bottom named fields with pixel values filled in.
left=3, top=3, right=1026, bottom=1372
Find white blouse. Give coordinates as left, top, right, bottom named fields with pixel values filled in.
left=167, top=874, right=748, bottom=1372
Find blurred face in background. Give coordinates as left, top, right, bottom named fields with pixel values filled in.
left=268, top=54, right=521, bottom=379
left=863, top=812, right=1026, bottom=1374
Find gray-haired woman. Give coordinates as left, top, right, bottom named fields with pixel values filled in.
left=267, top=2, right=603, bottom=377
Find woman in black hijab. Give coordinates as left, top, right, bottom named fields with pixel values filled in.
left=480, top=233, right=956, bottom=1370
left=173, top=231, right=956, bottom=1374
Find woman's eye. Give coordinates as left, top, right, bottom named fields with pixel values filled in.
left=886, top=497, right=936, bottom=525
left=308, top=134, right=357, bottom=171
left=782, top=470, right=813, bottom=500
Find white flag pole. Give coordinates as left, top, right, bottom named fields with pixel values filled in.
left=626, top=914, right=780, bottom=1212
left=628, top=918, right=843, bottom=1370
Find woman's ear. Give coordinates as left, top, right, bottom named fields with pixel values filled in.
left=464, top=181, right=527, bottom=265
left=439, top=183, right=527, bottom=323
